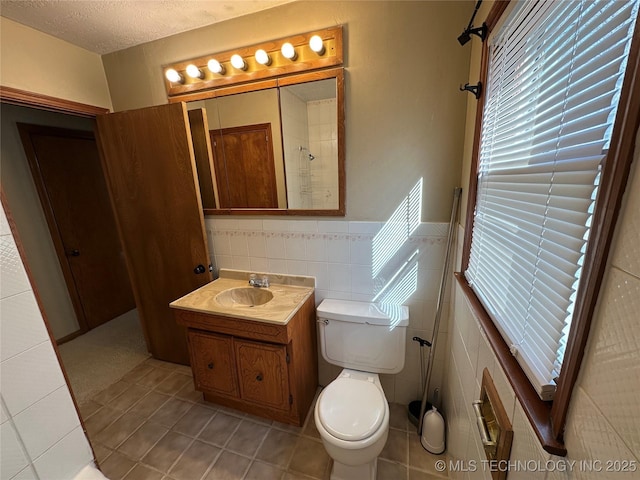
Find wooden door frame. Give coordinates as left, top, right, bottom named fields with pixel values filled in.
left=2, top=86, right=110, bottom=342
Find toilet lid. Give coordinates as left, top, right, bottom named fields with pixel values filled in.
left=318, top=377, right=385, bottom=441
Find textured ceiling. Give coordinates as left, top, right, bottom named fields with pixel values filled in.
left=0, top=0, right=296, bottom=54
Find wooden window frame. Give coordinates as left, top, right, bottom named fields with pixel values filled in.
left=459, top=0, right=640, bottom=455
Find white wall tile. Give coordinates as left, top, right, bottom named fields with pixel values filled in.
left=610, top=142, right=640, bottom=278
left=231, top=256, right=251, bottom=271
left=246, top=235, right=266, bottom=258
left=490, top=364, right=516, bottom=423
left=228, top=234, right=248, bottom=257
left=262, top=219, right=290, bottom=232
left=0, top=291, right=49, bottom=362
left=212, top=234, right=231, bottom=256
left=578, top=267, right=640, bottom=454
left=288, top=220, right=318, bottom=233
left=307, top=262, right=329, bottom=290
left=1, top=235, right=31, bottom=299
left=284, top=237, right=306, bottom=261
left=349, top=221, right=381, bottom=234
left=317, top=221, right=349, bottom=233
left=565, top=388, right=640, bottom=480
left=1, top=341, right=66, bottom=416
left=0, top=208, right=11, bottom=236
left=1, top=421, right=29, bottom=479
left=211, top=218, right=238, bottom=230
left=265, top=236, right=286, bottom=259
left=32, top=426, right=93, bottom=480
left=328, top=263, right=351, bottom=293
left=349, top=238, right=372, bottom=266
left=13, top=386, right=80, bottom=459
left=214, top=255, right=233, bottom=271
left=326, top=237, right=350, bottom=264
left=305, top=237, right=327, bottom=262
left=1, top=399, right=8, bottom=424
left=351, top=265, right=374, bottom=295
left=249, top=257, right=269, bottom=272
left=267, top=259, right=288, bottom=275
left=286, top=260, right=307, bottom=276
left=236, top=219, right=263, bottom=231
left=10, top=465, right=39, bottom=480
left=508, top=402, right=549, bottom=480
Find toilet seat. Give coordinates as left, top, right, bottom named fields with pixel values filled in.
left=318, top=376, right=385, bottom=441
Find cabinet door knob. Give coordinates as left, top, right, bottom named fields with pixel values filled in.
left=194, top=264, right=206, bottom=274
left=208, top=362, right=214, bottom=369
left=256, top=374, right=263, bottom=382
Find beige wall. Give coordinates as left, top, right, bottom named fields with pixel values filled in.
left=0, top=17, right=112, bottom=110
left=1, top=18, right=115, bottom=339
left=446, top=0, right=640, bottom=473
left=102, top=1, right=472, bottom=222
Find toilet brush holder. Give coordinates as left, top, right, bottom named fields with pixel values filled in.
left=421, top=406, right=445, bottom=454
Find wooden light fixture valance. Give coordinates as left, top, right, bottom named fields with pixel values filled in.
left=162, top=26, right=343, bottom=101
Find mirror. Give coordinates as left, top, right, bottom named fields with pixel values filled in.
left=186, top=69, right=344, bottom=215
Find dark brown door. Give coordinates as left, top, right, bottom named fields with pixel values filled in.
left=18, top=124, right=135, bottom=332
left=95, top=103, right=212, bottom=365
left=211, top=123, right=278, bottom=208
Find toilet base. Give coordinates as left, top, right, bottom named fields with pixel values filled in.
left=330, top=459, right=377, bottom=480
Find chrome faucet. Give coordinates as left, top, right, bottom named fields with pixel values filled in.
left=249, top=273, right=269, bottom=288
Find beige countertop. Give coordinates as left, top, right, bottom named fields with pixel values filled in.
left=169, top=269, right=315, bottom=325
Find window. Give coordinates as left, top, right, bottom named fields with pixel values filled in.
left=461, top=0, right=640, bottom=452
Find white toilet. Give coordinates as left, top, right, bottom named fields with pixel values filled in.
left=314, top=299, right=408, bottom=480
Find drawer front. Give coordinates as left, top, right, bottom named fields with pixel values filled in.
left=235, top=339, right=290, bottom=411
left=188, top=330, right=238, bottom=397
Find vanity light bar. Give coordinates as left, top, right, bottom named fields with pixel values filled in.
left=162, top=26, right=343, bottom=100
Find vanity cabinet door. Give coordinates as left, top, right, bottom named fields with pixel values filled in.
left=188, top=330, right=238, bottom=397
left=235, top=339, right=290, bottom=411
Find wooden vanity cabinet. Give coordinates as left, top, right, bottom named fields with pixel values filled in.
left=174, top=293, right=317, bottom=426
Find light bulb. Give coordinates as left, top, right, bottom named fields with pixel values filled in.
left=207, top=59, right=225, bottom=75
left=165, top=68, right=183, bottom=83
left=186, top=64, right=203, bottom=79
left=281, top=42, right=297, bottom=60
left=255, top=49, right=271, bottom=66
left=230, top=54, right=247, bottom=70
left=309, top=35, right=325, bottom=55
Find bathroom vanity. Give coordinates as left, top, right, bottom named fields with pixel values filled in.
left=170, top=269, right=318, bottom=426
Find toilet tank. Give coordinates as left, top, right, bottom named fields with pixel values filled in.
left=317, top=299, right=409, bottom=374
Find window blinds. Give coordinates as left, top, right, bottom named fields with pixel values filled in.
left=466, top=0, right=639, bottom=400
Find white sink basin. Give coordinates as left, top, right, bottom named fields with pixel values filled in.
left=215, top=287, right=274, bottom=307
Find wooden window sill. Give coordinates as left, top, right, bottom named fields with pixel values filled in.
left=455, top=272, right=567, bottom=456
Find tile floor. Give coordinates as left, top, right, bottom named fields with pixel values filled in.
left=79, top=358, right=448, bottom=480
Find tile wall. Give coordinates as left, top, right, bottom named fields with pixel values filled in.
left=204, top=217, right=452, bottom=406
left=443, top=131, right=640, bottom=479
left=307, top=98, right=339, bottom=210
left=0, top=204, right=95, bottom=480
